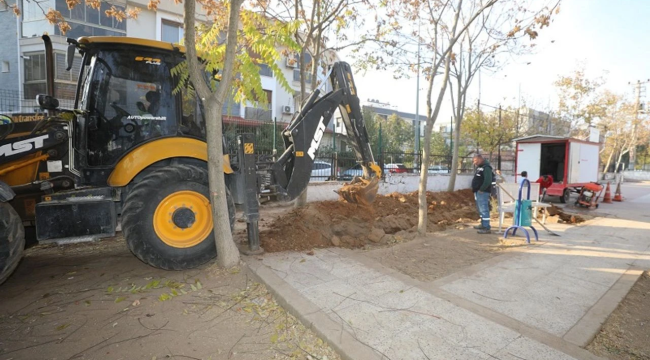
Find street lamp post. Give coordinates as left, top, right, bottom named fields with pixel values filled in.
left=414, top=20, right=421, bottom=170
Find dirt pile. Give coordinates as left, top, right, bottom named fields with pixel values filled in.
left=260, top=189, right=478, bottom=252
left=547, top=204, right=586, bottom=224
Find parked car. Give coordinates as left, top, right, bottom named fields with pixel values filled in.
left=428, top=165, right=450, bottom=174
left=311, top=160, right=337, bottom=181
left=384, top=163, right=408, bottom=174
left=338, top=164, right=364, bottom=181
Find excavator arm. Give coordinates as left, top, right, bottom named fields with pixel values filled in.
left=270, top=62, right=380, bottom=204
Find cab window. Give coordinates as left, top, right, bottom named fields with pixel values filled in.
left=85, top=49, right=178, bottom=166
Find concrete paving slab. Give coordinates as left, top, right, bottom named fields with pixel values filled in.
left=382, top=323, right=494, bottom=360
left=255, top=251, right=589, bottom=360
left=246, top=183, right=650, bottom=360
left=563, top=268, right=645, bottom=347
left=493, top=336, right=576, bottom=360
left=441, top=213, right=650, bottom=338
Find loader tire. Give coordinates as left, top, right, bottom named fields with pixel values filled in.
left=121, top=165, right=235, bottom=270
left=0, top=202, right=25, bottom=285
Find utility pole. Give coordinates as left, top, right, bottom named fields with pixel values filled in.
left=498, top=105, right=502, bottom=170
left=516, top=83, right=521, bottom=138
left=628, top=80, right=650, bottom=170
left=476, top=99, right=481, bottom=154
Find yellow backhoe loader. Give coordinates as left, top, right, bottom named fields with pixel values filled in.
left=0, top=35, right=380, bottom=284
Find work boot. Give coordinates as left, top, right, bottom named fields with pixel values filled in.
left=473, top=225, right=484, bottom=229
left=477, top=228, right=491, bottom=234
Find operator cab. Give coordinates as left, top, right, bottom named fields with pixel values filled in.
left=66, top=37, right=208, bottom=185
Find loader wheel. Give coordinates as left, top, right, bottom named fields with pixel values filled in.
left=121, top=165, right=235, bottom=270
left=0, top=202, right=25, bottom=285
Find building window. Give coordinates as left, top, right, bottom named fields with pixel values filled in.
left=258, top=63, right=272, bottom=77
left=24, top=53, right=46, bottom=82
left=50, top=0, right=127, bottom=37
left=161, top=20, right=183, bottom=43
left=2, top=61, right=9, bottom=73
left=252, top=89, right=272, bottom=109
left=24, top=52, right=81, bottom=100
left=293, top=69, right=312, bottom=83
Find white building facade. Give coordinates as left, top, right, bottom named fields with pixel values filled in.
left=0, top=0, right=331, bottom=134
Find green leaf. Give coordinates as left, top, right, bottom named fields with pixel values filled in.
left=115, top=296, right=127, bottom=303
left=270, top=333, right=278, bottom=344
left=56, top=323, right=70, bottom=331
left=171, top=289, right=179, bottom=297
left=196, top=281, right=203, bottom=290
left=159, top=293, right=171, bottom=302
left=190, top=284, right=197, bottom=292
left=107, top=286, right=114, bottom=294
left=84, top=300, right=91, bottom=306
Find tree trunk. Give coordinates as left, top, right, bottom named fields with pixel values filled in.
left=615, top=150, right=625, bottom=173
left=447, top=73, right=463, bottom=192
left=603, top=148, right=614, bottom=174
left=183, top=0, right=243, bottom=268
left=205, top=103, right=240, bottom=268
left=294, top=1, right=308, bottom=209
left=448, top=113, right=463, bottom=191
left=418, top=49, right=454, bottom=235
left=417, top=1, right=462, bottom=235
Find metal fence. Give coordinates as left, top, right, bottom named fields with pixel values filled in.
left=307, top=151, right=483, bottom=182
left=0, top=89, right=75, bottom=114
left=306, top=152, right=517, bottom=182
left=223, top=117, right=288, bottom=157
left=219, top=116, right=485, bottom=181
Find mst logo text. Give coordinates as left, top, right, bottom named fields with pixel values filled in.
left=0, top=135, right=49, bottom=157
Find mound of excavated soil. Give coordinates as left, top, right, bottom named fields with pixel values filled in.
left=547, top=204, right=586, bottom=224
left=260, top=189, right=478, bottom=253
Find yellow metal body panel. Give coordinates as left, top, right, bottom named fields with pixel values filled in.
left=0, top=152, right=47, bottom=186
left=76, top=37, right=212, bottom=66
left=369, top=163, right=382, bottom=178
left=107, top=138, right=234, bottom=187
left=78, top=36, right=187, bottom=53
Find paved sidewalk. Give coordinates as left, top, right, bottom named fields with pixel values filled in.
left=245, top=184, right=650, bottom=360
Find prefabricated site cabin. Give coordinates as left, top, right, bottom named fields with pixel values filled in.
left=514, top=135, right=601, bottom=203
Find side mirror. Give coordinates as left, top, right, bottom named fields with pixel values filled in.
left=36, top=94, right=59, bottom=110
left=65, top=38, right=78, bottom=71
left=66, top=43, right=76, bottom=71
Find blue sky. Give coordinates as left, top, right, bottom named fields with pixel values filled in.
left=343, top=0, right=650, bottom=121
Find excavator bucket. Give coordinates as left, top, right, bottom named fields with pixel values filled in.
left=336, top=176, right=379, bottom=206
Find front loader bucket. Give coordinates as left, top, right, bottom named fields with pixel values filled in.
left=336, top=176, right=379, bottom=206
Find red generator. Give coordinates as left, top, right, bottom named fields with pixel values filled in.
left=514, top=135, right=601, bottom=204
left=575, top=182, right=605, bottom=209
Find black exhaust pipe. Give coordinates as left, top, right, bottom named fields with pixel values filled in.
left=42, top=35, right=55, bottom=97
